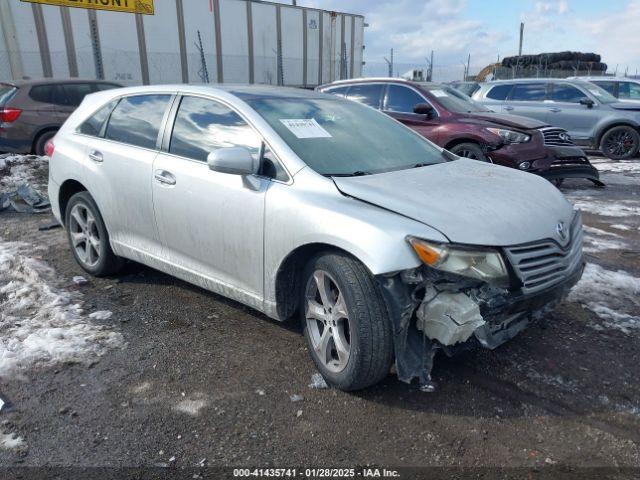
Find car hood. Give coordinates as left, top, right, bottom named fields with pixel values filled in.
left=461, top=112, right=549, bottom=130
left=609, top=102, right=640, bottom=111
left=332, top=159, right=574, bottom=247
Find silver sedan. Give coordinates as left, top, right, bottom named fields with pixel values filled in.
left=48, top=85, right=584, bottom=391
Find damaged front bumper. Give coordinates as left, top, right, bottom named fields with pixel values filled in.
left=377, top=257, right=584, bottom=388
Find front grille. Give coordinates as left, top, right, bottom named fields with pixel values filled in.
left=541, top=127, right=574, bottom=146
left=503, top=213, right=583, bottom=295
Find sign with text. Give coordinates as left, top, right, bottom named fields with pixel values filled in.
left=20, top=0, right=155, bottom=15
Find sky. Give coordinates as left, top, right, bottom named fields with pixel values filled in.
left=296, top=0, right=640, bottom=79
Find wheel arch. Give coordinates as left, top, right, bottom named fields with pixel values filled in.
left=31, top=126, right=59, bottom=154
left=274, top=242, right=370, bottom=321
left=443, top=137, right=485, bottom=151
left=58, top=179, right=88, bottom=226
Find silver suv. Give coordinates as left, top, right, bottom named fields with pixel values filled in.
left=473, top=78, right=640, bottom=159
left=49, top=85, right=584, bottom=391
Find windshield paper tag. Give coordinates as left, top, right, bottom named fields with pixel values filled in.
left=430, top=89, right=448, bottom=97
left=279, top=118, right=332, bottom=139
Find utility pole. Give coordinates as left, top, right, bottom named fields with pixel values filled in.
left=425, top=50, right=434, bottom=81
left=466, top=53, right=470, bottom=81
left=518, top=22, right=524, bottom=57
left=384, top=48, right=393, bottom=77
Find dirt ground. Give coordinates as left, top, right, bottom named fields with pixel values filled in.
left=0, top=156, right=639, bottom=478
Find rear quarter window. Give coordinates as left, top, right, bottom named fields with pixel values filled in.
left=79, top=100, right=118, bottom=137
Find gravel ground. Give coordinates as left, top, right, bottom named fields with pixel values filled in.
left=0, top=155, right=639, bottom=477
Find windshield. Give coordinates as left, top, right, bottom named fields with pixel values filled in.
left=0, top=85, right=17, bottom=105
left=422, top=85, right=490, bottom=113
left=576, top=81, right=618, bottom=104
left=240, top=95, right=446, bottom=176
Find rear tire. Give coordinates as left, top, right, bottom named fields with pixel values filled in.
left=449, top=142, right=489, bottom=162
left=599, top=126, right=639, bottom=160
left=34, top=130, right=56, bottom=156
left=65, top=191, right=124, bottom=277
left=301, top=252, right=394, bottom=391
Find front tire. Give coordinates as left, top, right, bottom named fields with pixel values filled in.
left=600, top=126, right=640, bottom=160
left=449, top=142, right=489, bottom=162
left=301, top=252, right=394, bottom=391
left=65, top=191, right=124, bottom=276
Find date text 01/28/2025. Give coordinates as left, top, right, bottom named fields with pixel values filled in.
left=232, top=468, right=401, bottom=478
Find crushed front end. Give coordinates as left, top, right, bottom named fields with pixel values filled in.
left=377, top=212, right=585, bottom=391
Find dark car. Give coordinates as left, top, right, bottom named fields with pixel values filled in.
left=0, top=79, right=122, bottom=155
left=317, top=78, right=602, bottom=186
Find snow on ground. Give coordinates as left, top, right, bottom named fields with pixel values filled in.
left=0, top=432, right=25, bottom=451
left=173, top=393, right=210, bottom=416
left=582, top=226, right=629, bottom=253
left=592, top=159, right=640, bottom=175
left=568, top=197, right=640, bottom=218
left=569, top=263, right=640, bottom=333
left=0, top=154, right=49, bottom=192
left=0, top=239, right=122, bottom=380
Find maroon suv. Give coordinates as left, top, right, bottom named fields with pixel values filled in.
left=317, top=79, right=602, bottom=186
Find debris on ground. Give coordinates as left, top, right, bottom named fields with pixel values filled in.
left=0, top=432, right=25, bottom=451
left=0, top=184, right=50, bottom=214
left=308, top=373, right=328, bottom=389
left=255, top=388, right=266, bottom=396
left=296, top=409, right=303, bottom=417
left=38, top=221, right=61, bottom=231
left=73, top=276, right=88, bottom=286
left=290, top=394, right=304, bottom=402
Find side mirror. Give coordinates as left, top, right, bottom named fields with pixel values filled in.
left=413, top=103, right=435, bottom=116
left=579, top=98, right=594, bottom=108
left=207, top=147, right=259, bottom=176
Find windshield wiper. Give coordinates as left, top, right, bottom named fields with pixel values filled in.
left=326, top=170, right=371, bottom=177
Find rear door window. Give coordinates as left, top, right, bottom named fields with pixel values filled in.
left=105, top=94, right=172, bottom=149
left=29, top=84, right=67, bottom=105
left=169, top=95, right=261, bottom=162
left=79, top=100, right=118, bottom=137
left=509, top=83, right=547, bottom=101
left=385, top=84, right=426, bottom=113
left=346, top=84, right=384, bottom=108
left=62, top=83, right=94, bottom=106
left=486, top=84, right=513, bottom=100
left=550, top=84, right=586, bottom=103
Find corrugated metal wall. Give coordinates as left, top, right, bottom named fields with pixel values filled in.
left=0, top=0, right=364, bottom=87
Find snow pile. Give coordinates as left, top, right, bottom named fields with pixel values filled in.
left=569, top=263, right=640, bottom=333
left=173, top=393, right=209, bottom=416
left=0, top=154, right=49, bottom=192
left=0, top=240, right=122, bottom=379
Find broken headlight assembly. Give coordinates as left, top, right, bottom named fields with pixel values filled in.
left=486, top=127, right=531, bottom=144
left=407, top=237, right=510, bottom=287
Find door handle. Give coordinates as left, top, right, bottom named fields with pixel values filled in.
left=154, top=169, right=176, bottom=186
left=88, top=150, right=103, bottom=162
left=503, top=106, right=514, bottom=111
left=549, top=107, right=561, bottom=113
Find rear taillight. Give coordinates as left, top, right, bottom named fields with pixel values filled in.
left=0, top=107, right=22, bottom=123
left=44, top=138, right=55, bottom=157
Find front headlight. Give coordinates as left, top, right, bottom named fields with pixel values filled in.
left=486, top=127, right=531, bottom=144
left=407, top=237, right=509, bottom=286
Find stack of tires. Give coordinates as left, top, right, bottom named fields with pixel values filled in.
left=501, top=52, right=607, bottom=72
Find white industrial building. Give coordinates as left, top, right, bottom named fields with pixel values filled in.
left=0, top=0, right=365, bottom=87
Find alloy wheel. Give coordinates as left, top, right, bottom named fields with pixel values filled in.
left=68, top=203, right=101, bottom=268
left=603, top=130, right=636, bottom=157
left=305, top=270, right=351, bottom=373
